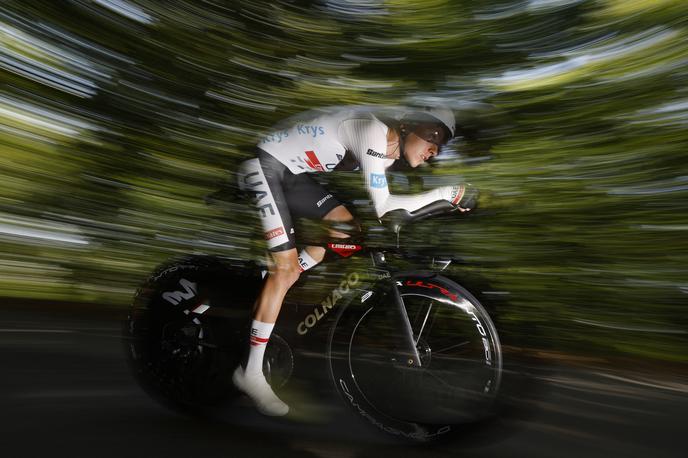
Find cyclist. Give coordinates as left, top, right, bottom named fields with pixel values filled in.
left=234, top=106, right=476, bottom=416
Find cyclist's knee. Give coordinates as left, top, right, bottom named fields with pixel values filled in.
left=324, top=205, right=359, bottom=239
left=324, top=205, right=353, bottom=223
left=270, top=260, right=301, bottom=289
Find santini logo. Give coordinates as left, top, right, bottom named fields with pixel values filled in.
left=316, top=194, right=332, bottom=207
left=366, top=148, right=385, bottom=159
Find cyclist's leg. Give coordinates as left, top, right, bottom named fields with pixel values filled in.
left=234, top=153, right=298, bottom=416
left=250, top=153, right=303, bottom=320
left=282, top=172, right=354, bottom=271
left=233, top=247, right=301, bottom=416
left=252, top=248, right=300, bottom=323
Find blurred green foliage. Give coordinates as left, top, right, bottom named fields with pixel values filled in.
left=1, top=0, right=686, bottom=361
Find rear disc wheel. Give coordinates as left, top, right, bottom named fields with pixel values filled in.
left=126, top=260, right=253, bottom=412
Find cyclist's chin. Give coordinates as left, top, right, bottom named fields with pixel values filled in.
left=407, top=156, right=423, bottom=168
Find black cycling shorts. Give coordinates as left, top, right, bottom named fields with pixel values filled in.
left=238, top=149, right=341, bottom=252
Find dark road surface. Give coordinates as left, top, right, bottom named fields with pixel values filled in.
left=1, top=302, right=685, bottom=458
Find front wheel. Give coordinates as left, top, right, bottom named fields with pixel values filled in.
left=328, top=275, right=502, bottom=442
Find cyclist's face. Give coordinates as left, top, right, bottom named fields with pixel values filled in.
left=403, top=124, right=445, bottom=167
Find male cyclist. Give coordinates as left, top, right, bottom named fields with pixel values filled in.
left=234, top=106, right=476, bottom=416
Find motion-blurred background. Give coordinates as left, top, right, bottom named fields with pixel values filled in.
left=1, top=0, right=686, bottom=405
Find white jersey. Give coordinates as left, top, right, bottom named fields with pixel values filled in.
left=257, top=109, right=456, bottom=218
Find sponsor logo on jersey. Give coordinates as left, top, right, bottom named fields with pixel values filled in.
left=259, top=130, right=289, bottom=144
left=370, top=173, right=387, bottom=188
left=366, top=148, right=385, bottom=159
left=316, top=194, right=333, bottom=207
left=292, top=153, right=343, bottom=172
left=297, top=124, right=325, bottom=138
left=264, top=226, right=285, bottom=240
left=304, top=150, right=325, bottom=171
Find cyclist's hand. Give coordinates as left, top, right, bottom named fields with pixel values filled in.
left=441, top=184, right=478, bottom=212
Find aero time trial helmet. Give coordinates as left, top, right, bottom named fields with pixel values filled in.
left=401, top=106, right=456, bottom=146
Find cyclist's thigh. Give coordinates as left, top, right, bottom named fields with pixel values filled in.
left=283, top=172, right=342, bottom=220
left=237, top=152, right=295, bottom=250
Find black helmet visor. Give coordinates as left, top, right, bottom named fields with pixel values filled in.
left=413, top=123, right=449, bottom=146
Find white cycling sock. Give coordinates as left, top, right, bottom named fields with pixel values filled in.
left=245, top=320, right=274, bottom=375
left=298, top=249, right=320, bottom=272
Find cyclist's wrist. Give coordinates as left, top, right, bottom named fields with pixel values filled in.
left=440, top=184, right=478, bottom=211
left=439, top=185, right=464, bottom=205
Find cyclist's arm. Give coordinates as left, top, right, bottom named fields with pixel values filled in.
left=340, top=118, right=464, bottom=218
left=363, top=159, right=462, bottom=218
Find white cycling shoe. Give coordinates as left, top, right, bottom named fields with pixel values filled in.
left=232, top=366, right=289, bottom=417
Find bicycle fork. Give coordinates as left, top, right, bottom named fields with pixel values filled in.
left=388, top=281, right=423, bottom=368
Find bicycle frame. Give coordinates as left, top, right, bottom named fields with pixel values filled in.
left=293, top=236, right=454, bottom=368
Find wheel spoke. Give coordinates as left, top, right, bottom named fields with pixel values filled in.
left=424, top=365, right=457, bottom=389
left=433, top=340, right=470, bottom=354
left=413, top=301, right=433, bottom=345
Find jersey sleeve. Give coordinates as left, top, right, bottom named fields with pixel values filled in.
left=339, top=117, right=449, bottom=218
